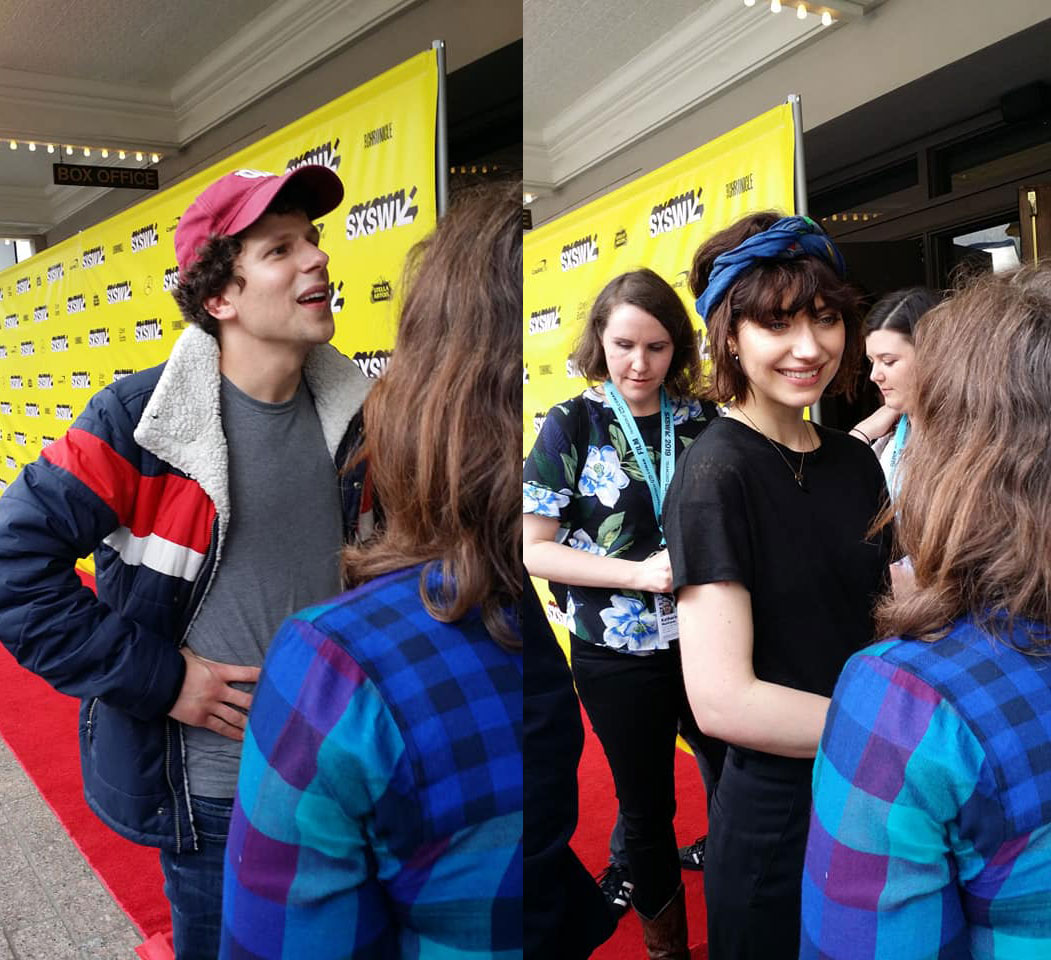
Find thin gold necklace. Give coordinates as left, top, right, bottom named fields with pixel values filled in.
left=734, top=407, right=813, bottom=491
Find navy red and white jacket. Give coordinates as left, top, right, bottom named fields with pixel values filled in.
left=0, top=325, right=372, bottom=851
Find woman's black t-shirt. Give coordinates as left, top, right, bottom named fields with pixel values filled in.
left=663, top=417, right=890, bottom=697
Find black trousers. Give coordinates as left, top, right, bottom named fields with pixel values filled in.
left=704, top=746, right=814, bottom=960
left=571, top=639, right=720, bottom=918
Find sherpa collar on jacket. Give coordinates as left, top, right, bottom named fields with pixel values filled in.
left=133, top=324, right=371, bottom=535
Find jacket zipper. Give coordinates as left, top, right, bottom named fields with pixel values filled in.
left=167, top=514, right=222, bottom=853
left=86, top=697, right=99, bottom=740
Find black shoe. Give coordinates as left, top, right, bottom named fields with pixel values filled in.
left=679, top=835, right=706, bottom=871
left=597, top=863, right=634, bottom=918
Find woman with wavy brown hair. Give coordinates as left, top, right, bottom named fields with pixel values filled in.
left=802, top=264, right=1051, bottom=959
left=219, top=183, right=522, bottom=959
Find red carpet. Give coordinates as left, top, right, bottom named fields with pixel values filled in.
left=0, top=572, right=171, bottom=942
left=572, top=708, right=709, bottom=959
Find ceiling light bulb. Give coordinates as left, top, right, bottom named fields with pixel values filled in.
left=744, top=0, right=756, bottom=6
left=135, top=151, right=143, bottom=161
left=83, top=147, right=90, bottom=157
left=8, top=140, right=16, bottom=150
left=47, top=143, right=54, bottom=153
left=101, top=148, right=108, bottom=158
left=28, top=141, right=36, bottom=151
left=66, top=145, right=73, bottom=155
left=151, top=153, right=159, bottom=163
left=797, top=2, right=807, bottom=18
left=771, top=0, right=781, bottom=11
left=118, top=150, right=126, bottom=159
left=821, top=10, right=832, bottom=25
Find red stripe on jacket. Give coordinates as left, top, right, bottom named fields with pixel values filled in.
left=43, top=428, right=215, bottom=553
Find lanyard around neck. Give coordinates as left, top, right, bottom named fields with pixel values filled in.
left=888, top=414, right=909, bottom=497
left=603, top=381, right=675, bottom=542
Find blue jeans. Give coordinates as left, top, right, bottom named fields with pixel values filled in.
left=159, top=795, right=233, bottom=960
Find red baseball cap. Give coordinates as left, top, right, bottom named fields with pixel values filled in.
left=174, top=165, right=344, bottom=273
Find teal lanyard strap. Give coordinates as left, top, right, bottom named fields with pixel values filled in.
left=888, top=414, right=909, bottom=498
left=604, top=382, right=675, bottom=544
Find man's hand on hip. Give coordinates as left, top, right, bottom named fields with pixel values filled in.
left=168, top=648, right=261, bottom=741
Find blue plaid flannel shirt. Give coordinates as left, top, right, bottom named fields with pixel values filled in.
left=219, top=566, right=523, bottom=959
left=802, top=616, right=1051, bottom=959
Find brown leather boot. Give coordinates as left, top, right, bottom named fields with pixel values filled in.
left=635, top=883, right=689, bottom=959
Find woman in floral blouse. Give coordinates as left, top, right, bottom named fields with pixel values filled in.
left=523, top=268, right=724, bottom=960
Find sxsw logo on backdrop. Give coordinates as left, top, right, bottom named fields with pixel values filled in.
left=0, top=346, right=5, bottom=359
left=649, top=187, right=704, bottom=237
left=46, top=262, right=63, bottom=284
left=528, top=306, right=560, bottom=335
left=131, top=223, right=159, bottom=253
left=15, top=277, right=30, bottom=295
left=163, top=267, right=179, bottom=292
left=523, top=366, right=529, bottom=385
left=363, top=124, right=393, bottom=149
left=51, top=334, right=69, bottom=352
left=24, top=403, right=39, bottom=418
left=71, top=371, right=91, bottom=389
left=33, top=305, right=48, bottom=323
left=112, top=369, right=134, bottom=381
left=0, top=402, right=9, bottom=415
left=19, top=341, right=33, bottom=357
left=55, top=404, right=73, bottom=421
left=14, top=432, right=26, bottom=447
left=135, top=319, right=162, bottom=342
left=40, top=435, right=56, bottom=449
left=4, top=314, right=17, bottom=329
left=9, top=376, right=22, bottom=390
left=107, top=281, right=132, bottom=304
left=82, top=245, right=105, bottom=269
left=345, top=186, right=418, bottom=240
left=37, top=373, right=53, bottom=389
left=4, top=457, right=14, bottom=470
left=67, top=294, right=86, bottom=314
left=351, top=350, right=392, bottom=379
left=567, top=357, right=583, bottom=378
left=88, top=327, right=110, bottom=348
left=286, top=139, right=341, bottom=174
left=560, top=234, right=598, bottom=272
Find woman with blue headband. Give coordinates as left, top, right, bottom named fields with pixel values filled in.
left=662, top=212, right=891, bottom=958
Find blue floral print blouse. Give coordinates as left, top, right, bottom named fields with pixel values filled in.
left=524, top=387, right=715, bottom=655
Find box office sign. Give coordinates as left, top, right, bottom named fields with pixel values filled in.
left=53, top=163, right=160, bottom=190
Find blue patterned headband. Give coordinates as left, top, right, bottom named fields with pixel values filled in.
left=694, top=215, right=846, bottom=322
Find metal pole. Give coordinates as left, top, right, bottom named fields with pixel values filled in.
left=432, top=39, right=449, bottom=218
left=787, top=93, right=822, bottom=423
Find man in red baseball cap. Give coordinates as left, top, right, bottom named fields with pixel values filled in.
left=0, top=165, right=373, bottom=959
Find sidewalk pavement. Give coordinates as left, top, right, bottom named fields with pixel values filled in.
left=0, top=739, right=143, bottom=959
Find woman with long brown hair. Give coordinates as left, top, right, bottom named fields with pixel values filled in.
left=802, top=264, right=1051, bottom=958
left=219, top=183, right=522, bottom=959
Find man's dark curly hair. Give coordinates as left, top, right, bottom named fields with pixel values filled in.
left=171, top=189, right=315, bottom=338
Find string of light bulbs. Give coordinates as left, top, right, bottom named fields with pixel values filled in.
left=743, top=0, right=837, bottom=25
left=5, top=138, right=161, bottom=163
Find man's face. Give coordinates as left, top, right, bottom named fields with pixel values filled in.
left=211, top=210, right=334, bottom=353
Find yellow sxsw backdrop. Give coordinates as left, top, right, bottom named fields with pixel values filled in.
left=0, top=48, right=438, bottom=514
left=523, top=102, right=797, bottom=641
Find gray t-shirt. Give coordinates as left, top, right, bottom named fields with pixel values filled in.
left=183, top=375, right=343, bottom=798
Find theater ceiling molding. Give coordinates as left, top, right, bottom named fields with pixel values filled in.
left=523, top=0, right=884, bottom=198
left=0, top=0, right=419, bottom=237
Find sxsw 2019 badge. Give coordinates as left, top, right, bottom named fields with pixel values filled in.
left=649, top=187, right=704, bottom=237
left=560, top=234, right=598, bottom=272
